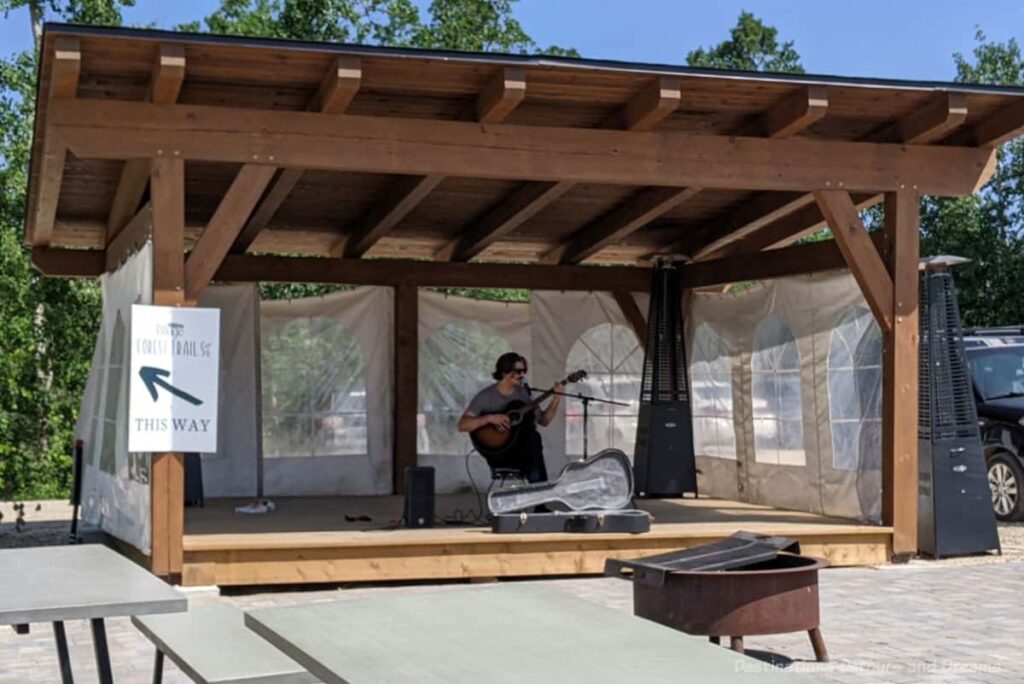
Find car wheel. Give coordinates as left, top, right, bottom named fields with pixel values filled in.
left=988, top=453, right=1024, bottom=521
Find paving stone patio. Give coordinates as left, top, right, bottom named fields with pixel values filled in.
left=1, top=558, right=1021, bottom=683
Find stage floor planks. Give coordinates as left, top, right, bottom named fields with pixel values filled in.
left=181, top=496, right=892, bottom=587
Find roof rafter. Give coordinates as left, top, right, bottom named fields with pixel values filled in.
left=544, top=187, right=703, bottom=264
left=185, top=164, right=277, bottom=300
left=686, top=92, right=972, bottom=261
left=559, top=85, right=830, bottom=264
left=336, top=66, right=527, bottom=259
left=106, top=44, right=185, bottom=244
left=29, top=36, right=80, bottom=247
left=438, top=76, right=683, bottom=262
left=758, top=85, right=829, bottom=139
left=231, top=56, right=362, bottom=254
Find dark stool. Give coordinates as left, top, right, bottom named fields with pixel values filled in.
left=486, top=467, right=529, bottom=497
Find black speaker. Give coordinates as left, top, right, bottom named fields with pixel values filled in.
left=917, top=267, right=999, bottom=558
left=403, top=466, right=435, bottom=528
left=633, top=262, right=698, bottom=497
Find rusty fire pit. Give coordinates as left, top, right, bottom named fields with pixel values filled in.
left=633, top=552, right=829, bottom=661
left=606, top=533, right=830, bottom=662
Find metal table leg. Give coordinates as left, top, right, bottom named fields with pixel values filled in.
left=90, top=618, right=114, bottom=684
left=52, top=621, right=74, bottom=684
left=152, top=649, right=165, bottom=684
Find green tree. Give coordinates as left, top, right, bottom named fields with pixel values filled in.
left=687, top=11, right=803, bottom=73
left=918, top=31, right=1024, bottom=326
left=0, top=1, right=123, bottom=499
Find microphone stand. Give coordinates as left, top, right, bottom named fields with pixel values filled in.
left=528, top=386, right=628, bottom=460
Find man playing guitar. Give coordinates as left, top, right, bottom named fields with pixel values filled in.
left=458, top=352, right=565, bottom=483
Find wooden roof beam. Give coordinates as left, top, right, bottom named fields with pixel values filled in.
left=544, top=187, right=703, bottom=265
left=759, top=85, right=829, bottom=139
left=30, top=36, right=80, bottom=247
left=658, top=86, right=829, bottom=259
left=337, top=67, right=527, bottom=259
left=608, top=76, right=683, bottom=132
left=232, top=57, right=362, bottom=254
left=954, top=98, right=1024, bottom=148
left=477, top=67, right=527, bottom=124
left=814, top=190, right=894, bottom=331
left=185, top=165, right=277, bottom=301
left=106, top=202, right=153, bottom=272
left=106, top=44, right=185, bottom=244
left=868, top=93, right=967, bottom=144
left=688, top=93, right=973, bottom=260
left=438, top=77, right=684, bottom=263
left=52, top=99, right=996, bottom=196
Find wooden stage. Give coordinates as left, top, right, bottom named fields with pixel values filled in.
left=182, top=496, right=892, bottom=587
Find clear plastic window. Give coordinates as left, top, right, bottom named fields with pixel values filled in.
left=690, top=324, right=736, bottom=459
left=751, top=315, right=805, bottom=465
left=827, top=307, right=882, bottom=471
left=262, top=317, right=367, bottom=457
left=419, top=321, right=511, bottom=456
left=565, top=324, right=642, bottom=457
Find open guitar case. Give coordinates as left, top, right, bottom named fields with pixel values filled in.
left=488, top=448, right=651, bottom=534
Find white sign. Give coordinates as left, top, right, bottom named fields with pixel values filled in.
left=129, top=305, right=220, bottom=453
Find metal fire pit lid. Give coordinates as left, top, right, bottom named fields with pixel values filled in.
left=604, top=531, right=800, bottom=586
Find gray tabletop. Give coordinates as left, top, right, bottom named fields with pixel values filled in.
left=0, top=544, right=186, bottom=624
left=245, top=584, right=811, bottom=684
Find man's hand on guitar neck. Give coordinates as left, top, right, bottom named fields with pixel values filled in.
left=537, top=382, right=565, bottom=427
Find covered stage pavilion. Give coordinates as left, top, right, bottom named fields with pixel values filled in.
left=25, top=24, right=1024, bottom=585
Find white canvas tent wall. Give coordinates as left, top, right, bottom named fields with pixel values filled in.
left=688, top=270, right=883, bottom=522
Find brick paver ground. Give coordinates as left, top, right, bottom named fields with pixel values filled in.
left=2, top=560, right=1021, bottom=683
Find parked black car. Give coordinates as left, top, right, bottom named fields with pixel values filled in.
left=963, top=328, right=1024, bottom=521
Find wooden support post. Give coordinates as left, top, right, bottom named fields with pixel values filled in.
left=882, top=190, right=920, bottom=557
left=393, top=285, right=419, bottom=494
left=149, top=157, right=186, bottom=579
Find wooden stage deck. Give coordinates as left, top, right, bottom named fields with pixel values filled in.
left=182, top=496, right=892, bottom=587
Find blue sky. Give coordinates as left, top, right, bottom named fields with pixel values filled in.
left=2, top=0, right=1023, bottom=82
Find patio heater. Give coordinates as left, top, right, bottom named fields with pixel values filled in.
left=917, top=256, right=1000, bottom=558
left=633, top=260, right=698, bottom=498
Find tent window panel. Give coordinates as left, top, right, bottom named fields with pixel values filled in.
left=419, top=321, right=511, bottom=456
left=751, top=315, right=805, bottom=466
left=261, top=317, right=367, bottom=458
left=828, top=307, right=882, bottom=471
left=690, top=324, right=736, bottom=460
left=565, top=323, right=642, bottom=457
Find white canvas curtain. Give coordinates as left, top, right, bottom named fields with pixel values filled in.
left=531, top=291, right=648, bottom=477
left=196, top=284, right=261, bottom=497
left=417, top=291, right=530, bottom=492
left=259, top=287, right=393, bottom=495
left=75, top=244, right=153, bottom=554
left=687, top=271, right=883, bottom=522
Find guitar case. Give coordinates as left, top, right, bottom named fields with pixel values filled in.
left=491, top=509, right=651, bottom=534
left=488, top=449, right=650, bottom=535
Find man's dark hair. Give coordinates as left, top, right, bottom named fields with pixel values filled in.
left=492, top=352, right=525, bottom=381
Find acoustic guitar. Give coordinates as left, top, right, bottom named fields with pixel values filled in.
left=470, top=369, right=587, bottom=458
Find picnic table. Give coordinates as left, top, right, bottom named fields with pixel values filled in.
left=0, top=544, right=186, bottom=684
left=245, top=584, right=811, bottom=683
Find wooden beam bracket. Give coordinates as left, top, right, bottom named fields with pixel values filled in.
left=813, top=190, right=894, bottom=331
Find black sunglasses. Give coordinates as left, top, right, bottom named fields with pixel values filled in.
left=512, top=367, right=528, bottom=375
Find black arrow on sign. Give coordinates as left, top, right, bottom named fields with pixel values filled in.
left=138, top=366, right=204, bottom=406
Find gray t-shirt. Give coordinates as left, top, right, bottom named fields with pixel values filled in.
left=465, top=383, right=531, bottom=416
